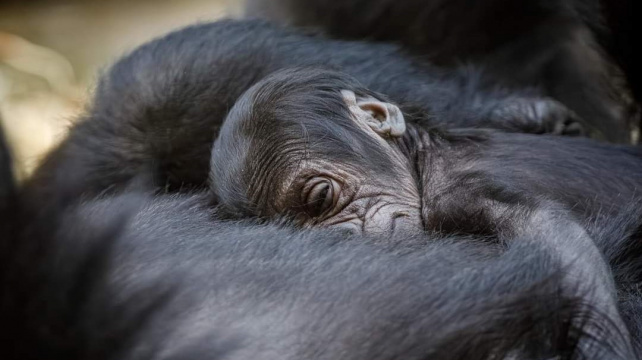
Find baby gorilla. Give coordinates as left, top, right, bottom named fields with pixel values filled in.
left=211, top=68, right=546, bottom=236
left=211, top=68, right=423, bottom=234
left=211, top=67, right=642, bottom=238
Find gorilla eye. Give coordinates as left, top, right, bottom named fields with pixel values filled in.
left=304, top=177, right=339, bottom=218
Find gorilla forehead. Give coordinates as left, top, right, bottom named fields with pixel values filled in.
left=231, top=68, right=396, bottom=164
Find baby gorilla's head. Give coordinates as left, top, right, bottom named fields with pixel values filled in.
left=211, top=68, right=421, bottom=234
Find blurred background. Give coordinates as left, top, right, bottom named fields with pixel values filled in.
left=0, top=0, right=241, bottom=180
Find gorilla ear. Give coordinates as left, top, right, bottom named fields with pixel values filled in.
left=341, top=90, right=406, bottom=137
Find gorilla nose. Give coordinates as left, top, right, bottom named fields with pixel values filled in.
left=362, top=211, right=422, bottom=235
left=391, top=213, right=418, bottom=234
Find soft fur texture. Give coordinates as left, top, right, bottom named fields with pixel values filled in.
left=26, top=19, right=582, bottom=201
left=246, top=0, right=640, bottom=143
left=2, top=123, right=642, bottom=358
left=0, top=184, right=636, bottom=358
left=8, top=16, right=642, bottom=360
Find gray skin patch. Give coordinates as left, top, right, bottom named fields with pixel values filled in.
left=294, top=90, right=420, bottom=235
left=273, top=92, right=421, bottom=235
left=279, top=158, right=422, bottom=236
left=215, top=88, right=422, bottom=235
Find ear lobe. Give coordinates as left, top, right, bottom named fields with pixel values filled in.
left=341, top=90, right=406, bottom=137
left=357, top=100, right=406, bottom=137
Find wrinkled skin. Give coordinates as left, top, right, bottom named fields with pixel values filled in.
left=211, top=69, right=422, bottom=234
left=211, top=68, right=642, bottom=241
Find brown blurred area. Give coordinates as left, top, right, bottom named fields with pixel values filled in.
left=0, top=0, right=241, bottom=180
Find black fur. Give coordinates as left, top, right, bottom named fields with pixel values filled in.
left=210, top=67, right=642, bottom=314
left=2, top=172, right=638, bottom=359
left=212, top=67, right=642, bottom=239
left=26, top=19, right=583, bottom=201
left=9, top=16, right=642, bottom=360
left=245, top=0, right=639, bottom=143
left=0, top=124, right=15, bottom=216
